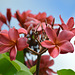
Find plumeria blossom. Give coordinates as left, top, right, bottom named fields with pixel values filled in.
left=0, top=27, right=29, bottom=60
left=13, top=10, right=31, bottom=28
left=35, top=12, right=47, bottom=22
left=59, top=15, right=75, bottom=35
left=46, top=15, right=54, bottom=25
left=26, top=55, right=56, bottom=75
left=41, top=27, right=74, bottom=58
left=35, top=55, right=57, bottom=75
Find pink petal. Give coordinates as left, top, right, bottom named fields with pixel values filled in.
left=17, top=37, right=29, bottom=51
left=7, top=9, right=11, bottom=23
left=46, top=60, right=54, bottom=67
left=0, top=12, right=7, bottom=24
left=8, top=27, right=19, bottom=42
left=59, top=41, right=74, bottom=54
left=18, top=28, right=27, bottom=34
left=41, top=40, right=55, bottom=48
left=59, top=24, right=68, bottom=30
left=37, top=24, right=42, bottom=31
left=0, top=20, right=3, bottom=31
left=67, top=17, right=74, bottom=29
left=0, top=45, right=12, bottom=53
left=59, top=15, right=65, bottom=24
left=37, top=22, right=46, bottom=31
left=10, top=46, right=17, bottom=61
left=71, top=28, right=75, bottom=35
left=0, top=33, right=13, bottom=45
left=41, top=55, right=50, bottom=61
left=47, top=68, right=57, bottom=74
left=1, top=30, right=8, bottom=34
left=27, top=17, right=40, bottom=23
left=48, top=47, right=59, bottom=58
left=24, top=21, right=39, bottom=26
left=46, top=15, right=53, bottom=25
left=45, top=27, right=57, bottom=43
left=16, top=10, right=24, bottom=25
left=58, top=30, right=74, bottom=41
left=40, top=55, right=50, bottom=65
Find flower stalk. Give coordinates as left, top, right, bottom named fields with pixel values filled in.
left=36, top=54, right=41, bottom=75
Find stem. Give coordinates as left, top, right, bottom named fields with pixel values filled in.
left=27, top=47, right=39, bottom=55
left=40, top=48, right=48, bottom=54
left=36, top=54, right=41, bottom=75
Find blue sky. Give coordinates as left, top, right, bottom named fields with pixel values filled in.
left=0, top=0, right=75, bottom=73
left=0, top=0, right=75, bottom=23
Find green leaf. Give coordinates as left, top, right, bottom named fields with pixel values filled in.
left=0, top=54, right=32, bottom=75
left=15, top=70, right=32, bottom=75
left=16, top=51, right=24, bottom=64
left=57, top=69, right=75, bottom=75
left=0, top=54, right=4, bottom=59
left=30, top=65, right=36, bottom=74
left=0, top=58, right=17, bottom=75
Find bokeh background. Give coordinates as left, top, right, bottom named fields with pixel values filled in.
left=0, top=0, right=75, bottom=74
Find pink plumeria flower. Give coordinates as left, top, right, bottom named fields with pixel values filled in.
left=59, top=15, right=75, bottom=35
left=41, top=27, right=74, bottom=58
left=0, top=27, right=28, bottom=61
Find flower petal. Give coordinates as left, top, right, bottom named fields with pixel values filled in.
left=58, top=30, right=74, bottom=41
left=46, top=15, right=53, bottom=25
left=48, top=47, right=59, bottom=58
left=8, top=27, right=19, bottom=42
left=1, top=30, right=8, bottom=34
left=45, top=27, right=57, bottom=43
left=0, top=12, right=7, bottom=24
left=16, top=10, right=24, bottom=25
left=47, top=68, right=57, bottom=74
left=17, top=37, right=29, bottom=51
left=41, top=40, right=55, bottom=48
left=0, top=45, right=12, bottom=53
left=59, top=15, right=65, bottom=24
left=0, top=33, right=13, bottom=45
left=10, top=46, right=17, bottom=61
left=18, top=28, right=27, bottom=34
left=0, top=20, right=3, bottom=31
left=7, top=8, right=11, bottom=23
left=67, top=17, right=74, bottom=29
left=59, top=41, right=74, bottom=54
left=71, top=28, right=75, bottom=35
left=46, top=60, right=54, bottom=67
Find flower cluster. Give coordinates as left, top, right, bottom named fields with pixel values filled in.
left=0, top=9, right=75, bottom=75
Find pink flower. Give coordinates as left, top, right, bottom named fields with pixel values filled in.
left=13, top=10, right=31, bottom=28
left=35, top=12, right=47, bottom=22
left=41, top=27, right=74, bottom=58
left=26, top=55, right=56, bottom=75
left=46, top=15, right=54, bottom=25
left=35, top=55, right=57, bottom=75
left=0, top=27, right=29, bottom=61
left=59, top=15, right=75, bottom=35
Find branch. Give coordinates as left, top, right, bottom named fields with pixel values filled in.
left=27, top=47, right=39, bottom=55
